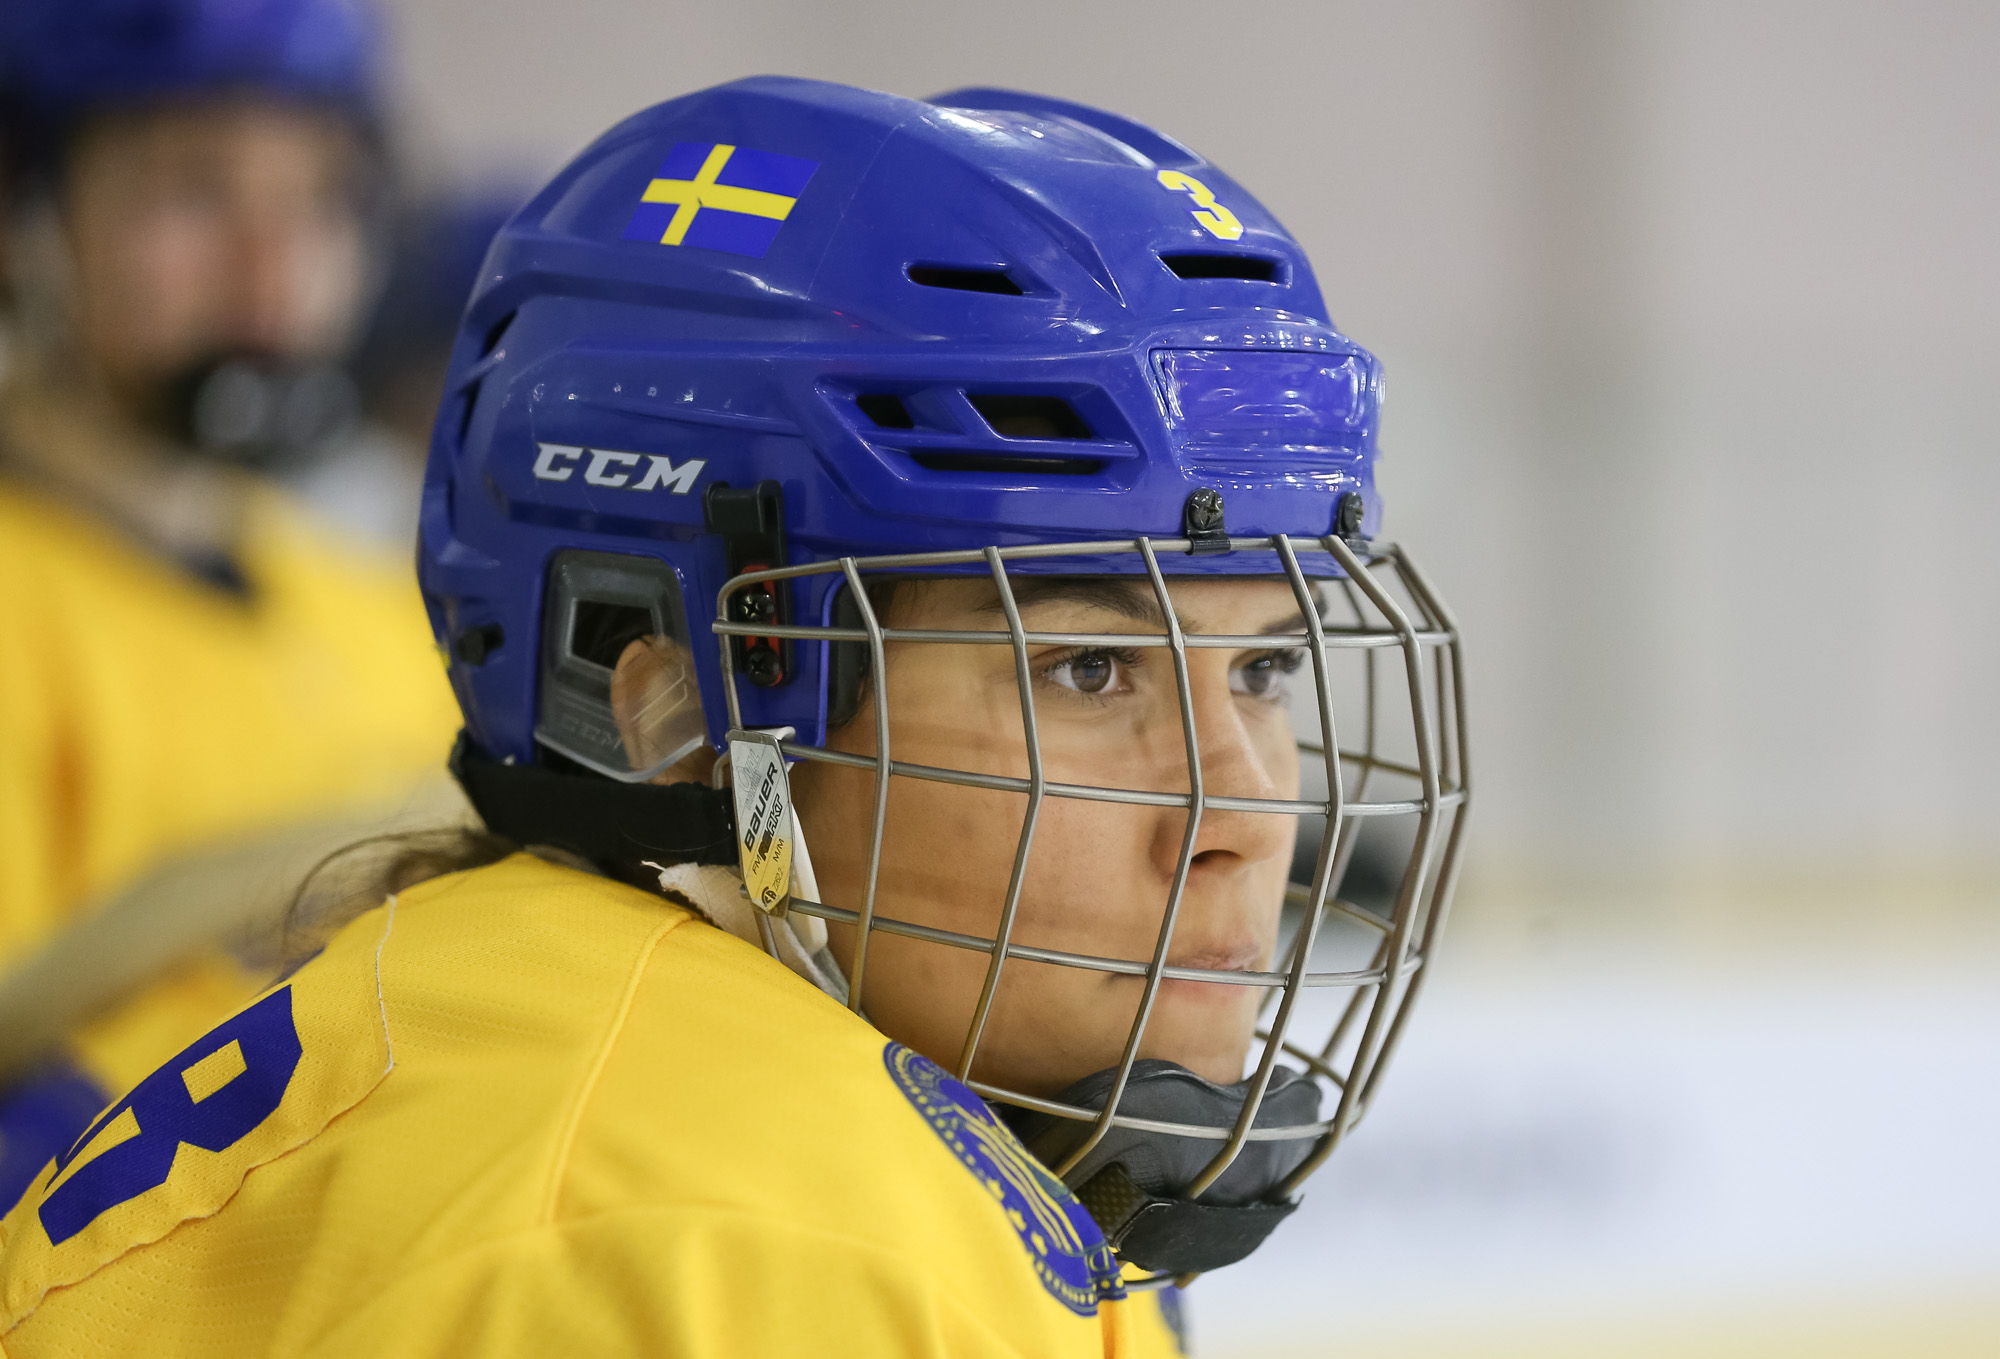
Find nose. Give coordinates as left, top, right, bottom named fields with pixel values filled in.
left=1148, top=662, right=1297, bottom=881
left=224, top=199, right=305, bottom=353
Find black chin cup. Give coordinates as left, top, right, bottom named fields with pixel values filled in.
left=161, top=356, right=360, bottom=471
left=1003, top=1060, right=1322, bottom=1275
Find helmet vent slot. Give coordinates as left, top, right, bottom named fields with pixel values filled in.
left=966, top=393, right=1093, bottom=440
left=855, top=393, right=917, bottom=429
left=454, top=384, right=481, bottom=445
left=910, top=452, right=1105, bottom=477
left=480, top=311, right=517, bottom=357
left=907, top=265, right=1026, bottom=296
left=1159, top=252, right=1281, bottom=282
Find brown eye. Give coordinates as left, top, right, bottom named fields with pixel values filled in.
left=1232, top=649, right=1303, bottom=701
left=1046, top=647, right=1135, bottom=696
left=1065, top=651, right=1114, bottom=693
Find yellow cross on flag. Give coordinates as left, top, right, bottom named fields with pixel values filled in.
left=623, top=141, right=819, bottom=257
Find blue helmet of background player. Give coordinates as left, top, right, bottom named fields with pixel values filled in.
left=0, top=0, right=384, bottom=190
left=421, top=76, right=1468, bottom=1277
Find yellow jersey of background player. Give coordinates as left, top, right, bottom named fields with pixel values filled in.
left=0, top=0, right=459, bottom=1205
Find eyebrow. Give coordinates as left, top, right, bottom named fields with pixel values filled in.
left=984, top=578, right=1167, bottom=626
left=976, top=577, right=1312, bottom=638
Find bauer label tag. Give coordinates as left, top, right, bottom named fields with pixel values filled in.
left=728, top=732, right=794, bottom=916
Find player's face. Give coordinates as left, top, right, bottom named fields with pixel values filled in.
left=56, top=99, right=368, bottom=407
left=794, top=576, right=1305, bottom=1097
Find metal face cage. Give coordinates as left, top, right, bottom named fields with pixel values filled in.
left=714, top=533, right=1469, bottom=1281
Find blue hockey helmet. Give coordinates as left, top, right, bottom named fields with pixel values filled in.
left=0, top=0, right=384, bottom=185
left=424, top=75, right=1389, bottom=774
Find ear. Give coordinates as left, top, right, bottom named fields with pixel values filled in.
left=609, top=635, right=712, bottom=783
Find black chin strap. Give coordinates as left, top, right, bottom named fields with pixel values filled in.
left=1071, top=1165, right=1298, bottom=1276
left=450, top=735, right=738, bottom=870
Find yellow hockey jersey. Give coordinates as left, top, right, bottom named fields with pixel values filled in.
left=0, top=854, right=1187, bottom=1357
left=0, top=477, right=458, bottom=959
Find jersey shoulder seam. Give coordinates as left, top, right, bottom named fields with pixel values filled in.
left=534, top=906, right=698, bottom=1224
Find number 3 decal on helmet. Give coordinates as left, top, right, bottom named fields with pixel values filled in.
left=1156, top=170, right=1244, bottom=240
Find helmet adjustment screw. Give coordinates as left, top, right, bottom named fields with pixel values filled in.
left=732, top=588, right=776, bottom=623
left=706, top=480, right=792, bottom=686
left=744, top=647, right=783, bottom=687
left=1183, top=487, right=1229, bottom=555
left=1334, top=491, right=1366, bottom=541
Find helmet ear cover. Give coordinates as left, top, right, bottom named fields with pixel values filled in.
left=535, top=550, right=706, bottom=783
left=456, top=550, right=733, bottom=880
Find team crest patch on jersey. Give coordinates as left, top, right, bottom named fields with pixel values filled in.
left=883, top=1043, right=1122, bottom=1316
left=0, top=905, right=400, bottom=1330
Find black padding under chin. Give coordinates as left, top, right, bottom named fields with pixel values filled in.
left=1091, top=1172, right=1298, bottom=1275
left=1002, top=1060, right=1322, bottom=1274
left=451, top=734, right=738, bottom=870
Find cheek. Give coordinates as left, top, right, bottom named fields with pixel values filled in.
left=74, top=205, right=228, bottom=362
left=1012, top=799, right=1168, bottom=951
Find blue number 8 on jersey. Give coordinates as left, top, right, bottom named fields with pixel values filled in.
left=39, top=987, right=303, bottom=1245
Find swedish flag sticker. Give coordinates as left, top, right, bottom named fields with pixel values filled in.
left=622, top=142, right=818, bottom=258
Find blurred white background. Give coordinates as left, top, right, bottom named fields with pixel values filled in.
left=379, top=2, right=2000, bottom=1352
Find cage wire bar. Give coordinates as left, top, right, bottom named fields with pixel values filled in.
left=952, top=546, right=1049, bottom=1079
left=836, top=556, right=893, bottom=1015
left=716, top=533, right=1467, bottom=1266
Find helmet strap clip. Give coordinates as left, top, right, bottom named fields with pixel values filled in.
left=705, top=480, right=791, bottom=686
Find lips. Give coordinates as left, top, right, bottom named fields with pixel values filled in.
left=1162, top=944, right=1266, bottom=978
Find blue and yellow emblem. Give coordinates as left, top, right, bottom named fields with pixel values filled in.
left=883, top=1043, right=1123, bottom=1317
left=622, top=141, right=818, bottom=257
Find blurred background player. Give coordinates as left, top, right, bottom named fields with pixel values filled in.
left=0, top=0, right=462, bottom=1206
